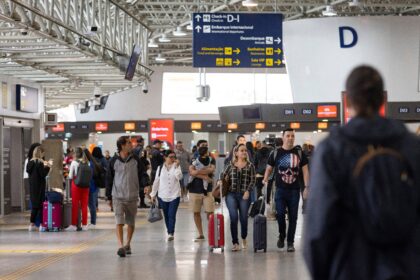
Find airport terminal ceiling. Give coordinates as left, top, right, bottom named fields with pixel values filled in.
left=0, top=0, right=420, bottom=111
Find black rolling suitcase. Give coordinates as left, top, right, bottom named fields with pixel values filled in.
left=253, top=184, right=267, bottom=253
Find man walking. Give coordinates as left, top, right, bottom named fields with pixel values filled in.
left=263, top=129, right=309, bottom=252
left=106, top=136, right=150, bottom=257
left=304, top=65, right=420, bottom=279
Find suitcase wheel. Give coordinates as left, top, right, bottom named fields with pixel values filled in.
left=254, top=248, right=257, bottom=253
left=209, top=247, right=214, bottom=252
left=221, top=248, right=224, bottom=253
left=264, top=248, right=267, bottom=253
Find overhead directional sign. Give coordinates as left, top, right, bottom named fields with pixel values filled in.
left=193, top=13, right=283, bottom=68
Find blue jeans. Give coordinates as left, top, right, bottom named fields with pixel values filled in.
left=158, top=197, right=180, bottom=235
left=275, top=188, right=300, bottom=245
left=88, top=189, right=98, bottom=225
left=226, top=192, right=251, bottom=245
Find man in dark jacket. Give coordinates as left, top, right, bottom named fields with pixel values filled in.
left=304, top=65, right=420, bottom=279
left=253, top=142, right=272, bottom=198
left=150, top=139, right=164, bottom=183
left=106, top=136, right=150, bottom=257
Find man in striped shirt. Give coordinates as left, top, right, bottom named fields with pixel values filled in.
left=263, top=128, right=309, bottom=252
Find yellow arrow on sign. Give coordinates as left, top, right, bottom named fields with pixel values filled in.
left=233, top=48, right=240, bottom=54
left=233, top=59, right=240, bottom=66
left=275, top=59, right=281, bottom=65
left=275, top=48, right=281, bottom=54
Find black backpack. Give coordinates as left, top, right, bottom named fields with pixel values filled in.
left=351, top=144, right=417, bottom=245
left=74, top=161, right=92, bottom=188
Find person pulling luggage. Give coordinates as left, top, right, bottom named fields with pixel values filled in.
left=219, top=144, right=256, bottom=251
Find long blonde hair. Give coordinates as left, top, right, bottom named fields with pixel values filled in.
left=31, top=146, right=44, bottom=161
left=231, top=144, right=249, bottom=164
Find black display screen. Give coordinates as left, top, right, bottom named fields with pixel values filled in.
left=16, top=85, right=39, bottom=113
left=242, top=107, right=261, bottom=120
left=125, top=45, right=141, bottom=81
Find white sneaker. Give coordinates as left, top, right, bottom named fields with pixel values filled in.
left=167, top=234, right=174, bottom=241
left=39, top=226, right=46, bottom=232
left=88, top=224, right=96, bottom=230
left=64, top=225, right=77, bottom=232
left=28, top=224, right=36, bottom=232
left=81, top=225, right=89, bottom=231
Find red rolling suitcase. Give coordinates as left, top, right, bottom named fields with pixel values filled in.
left=42, top=176, right=63, bottom=232
left=43, top=201, right=62, bottom=232
left=208, top=183, right=225, bottom=252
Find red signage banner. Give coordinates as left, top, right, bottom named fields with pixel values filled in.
left=342, top=91, right=387, bottom=124
left=52, top=123, right=64, bottom=132
left=95, top=122, right=108, bottom=131
left=149, top=119, right=174, bottom=149
left=317, top=105, right=338, bottom=118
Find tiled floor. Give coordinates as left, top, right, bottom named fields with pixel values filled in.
left=0, top=200, right=310, bottom=280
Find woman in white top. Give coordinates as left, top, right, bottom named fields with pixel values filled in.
left=150, top=150, right=183, bottom=241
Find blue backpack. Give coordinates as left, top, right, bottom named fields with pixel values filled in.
left=351, top=144, right=417, bottom=245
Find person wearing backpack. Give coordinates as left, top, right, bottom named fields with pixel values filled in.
left=106, top=136, right=150, bottom=257
left=85, top=148, right=107, bottom=228
left=254, top=141, right=273, bottom=198
left=304, top=65, right=420, bottom=280
left=65, top=147, right=92, bottom=231
left=263, top=129, right=309, bottom=253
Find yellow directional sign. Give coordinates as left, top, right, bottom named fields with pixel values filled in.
left=233, top=48, right=240, bottom=54
left=274, top=48, right=282, bottom=54
left=275, top=59, right=281, bottom=66
left=224, top=47, right=232, bottom=55
left=233, top=59, right=240, bottom=66
left=225, top=58, right=232, bottom=66
left=216, top=58, right=224, bottom=66
left=266, top=48, right=274, bottom=56
left=266, top=58, right=273, bottom=67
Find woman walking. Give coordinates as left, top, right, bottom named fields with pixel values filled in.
left=26, top=146, right=52, bottom=231
left=150, top=150, right=183, bottom=241
left=219, top=144, right=256, bottom=251
left=65, top=147, right=91, bottom=231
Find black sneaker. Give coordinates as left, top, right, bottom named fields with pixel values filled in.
left=124, top=245, right=132, bottom=255
left=277, top=238, right=285, bottom=249
left=287, top=244, right=295, bottom=252
left=117, top=247, right=126, bottom=257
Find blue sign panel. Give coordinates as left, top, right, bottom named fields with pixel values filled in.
left=193, top=13, right=283, bottom=68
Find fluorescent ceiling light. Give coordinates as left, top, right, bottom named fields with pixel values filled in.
left=242, top=0, right=258, bottom=7
left=148, top=38, right=158, bottom=48
left=349, top=0, right=360, bottom=7
left=173, top=26, right=187, bottom=37
left=158, top=34, right=171, bottom=43
left=322, top=5, right=337, bottom=16
left=155, top=54, right=166, bottom=62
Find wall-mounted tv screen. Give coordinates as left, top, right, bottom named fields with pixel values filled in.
left=243, top=107, right=261, bottom=120
left=16, top=85, right=38, bottom=113
left=125, top=45, right=141, bottom=81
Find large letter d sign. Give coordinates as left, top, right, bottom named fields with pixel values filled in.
left=339, top=26, right=358, bottom=48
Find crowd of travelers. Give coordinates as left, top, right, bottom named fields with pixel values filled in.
left=23, top=65, right=420, bottom=279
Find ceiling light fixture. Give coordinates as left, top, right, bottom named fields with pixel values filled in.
left=155, top=54, right=166, bottom=62
left=148, top=38, right=158, bottom=48
left=349, top=0, right=360, bottom=7
left=158, top=34, right=171, bottom=43
left=173, top=26, right=187, bottom=37
left=322, top=5, right=337, bottom=16
left=242, top=0, right=258, bottom=7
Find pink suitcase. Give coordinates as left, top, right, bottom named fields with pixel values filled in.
left=42, top=201, right=62, bottom=231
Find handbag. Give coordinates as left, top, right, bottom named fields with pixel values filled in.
left=147, top=201, right=163, bottom=223
left=212, top=174, right=230, bottom=199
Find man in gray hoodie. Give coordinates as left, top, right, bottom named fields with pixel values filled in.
left=106, top=136, right=150, bottom=257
